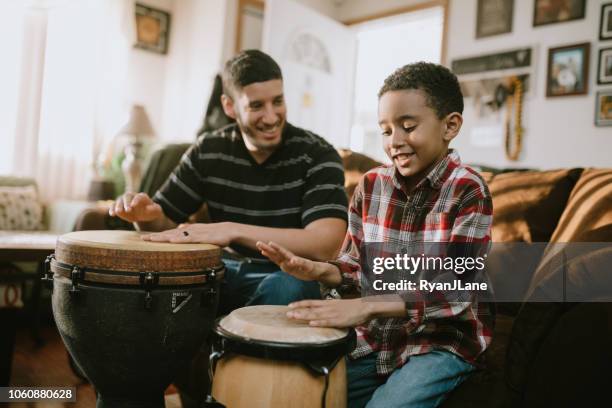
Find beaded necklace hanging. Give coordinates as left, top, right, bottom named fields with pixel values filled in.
left=504, top=76, right=523, bottom=161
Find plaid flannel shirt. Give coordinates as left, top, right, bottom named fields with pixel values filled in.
left=326, top=149, right=494, bottom=375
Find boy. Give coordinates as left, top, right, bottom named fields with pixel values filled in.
left=257, top=62, right=493, bottom=407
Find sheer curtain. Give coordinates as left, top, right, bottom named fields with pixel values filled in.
left=0, top=0, right=133, bottom=200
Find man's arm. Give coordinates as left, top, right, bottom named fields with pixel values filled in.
left=231, top=217, right=347, bottom=260
left=143, top=217, right=347, bottom=261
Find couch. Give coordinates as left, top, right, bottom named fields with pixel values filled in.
left=74, top=146, right=612, bottom=407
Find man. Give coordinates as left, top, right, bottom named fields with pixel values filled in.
left=109, top=49, right=348, bottom=313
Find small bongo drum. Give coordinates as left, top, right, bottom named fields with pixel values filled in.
left=209, top=305, right=355, bottom=408
left=45, top=230, right=224, bottom=408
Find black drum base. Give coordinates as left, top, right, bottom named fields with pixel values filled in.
left=52, top=275, right=220, bottom=408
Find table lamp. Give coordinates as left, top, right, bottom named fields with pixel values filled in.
left=118, top=105, right=155, bottom=193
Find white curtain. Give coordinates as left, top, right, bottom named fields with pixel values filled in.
left=0, top=0, right=133, bottom=201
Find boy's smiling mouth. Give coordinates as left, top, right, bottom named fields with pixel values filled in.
left=392, top=152, right=415, bottom=165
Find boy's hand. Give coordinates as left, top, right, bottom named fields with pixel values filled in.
left=256, top=241, right=321, bottom=281
left=287, top=299, right=372, bottom=328
left=109, top=192, right=163, bottom=223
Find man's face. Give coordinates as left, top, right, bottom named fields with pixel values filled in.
left=378, top=89, right=451, bottom=183
left=224, top=79, right=286, bottom=158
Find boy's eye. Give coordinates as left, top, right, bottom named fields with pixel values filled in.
left=380, top=129, right=391, bottom=137
left=402, top=124, right=417, bottom=133
left=273, top=97, right=284, bottom=105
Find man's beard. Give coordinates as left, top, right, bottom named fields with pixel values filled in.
left=236, top=116, right=284, bottom=152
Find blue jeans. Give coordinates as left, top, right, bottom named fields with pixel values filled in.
left=217, top=257, right=321, bottom=316
left=347, top=350, right=475, bottom=408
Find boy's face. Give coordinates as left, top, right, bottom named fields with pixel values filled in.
left=378, top=89, right=460, bottom=184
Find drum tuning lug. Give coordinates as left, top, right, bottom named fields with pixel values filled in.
left=201, top=395, right=225, bottom=408
left=69, top=266, right=82, bottom=295
left=139, top=272, right=159, bottom=310
left=41, top=254, right=55, bottom=288
left=201, top=287, right=217, bottom=308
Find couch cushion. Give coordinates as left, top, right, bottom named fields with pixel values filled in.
left=0, top=185, right=43, bottom=230
left=488, top=169, right=582, bottom=242
left=337, top=149, right=382, bottom=199
left=549, top=168, right=612, bottom=242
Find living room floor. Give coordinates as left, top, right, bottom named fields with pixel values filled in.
left=8, top=325, right=182, bottom=408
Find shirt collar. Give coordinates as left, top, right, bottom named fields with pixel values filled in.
left=391, top=149, right=461, bottom=192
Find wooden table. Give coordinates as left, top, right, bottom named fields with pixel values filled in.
left=0, top=231, right=59, bottom=385
left=0, top=231, right=58, bottom=262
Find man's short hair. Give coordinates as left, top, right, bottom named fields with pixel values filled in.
left=222, top=50, right=283, bottom=97
left=378, top=62, right=464, bottom=118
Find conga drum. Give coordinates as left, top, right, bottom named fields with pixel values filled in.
left=45, top=230, right=224, bottom=408
left=209, top=305, right=355, bottom=408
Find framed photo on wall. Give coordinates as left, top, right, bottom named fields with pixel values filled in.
left=134, top=3, right=171, bottom=55
left=546, top=42, right=590, bottom=97
left=598, top=47, right=612, bottom=85
left=601, top=3, right=612, bottom=40
left=476, top=0, right=514, bottom=38
left=533, top=0, right=586, bottom=27
left=595, top=90, right=612, bottom=126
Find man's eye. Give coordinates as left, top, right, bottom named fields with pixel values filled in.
left=403, top=125, right=416, bottom=132
left=381, top=130, right=391, bottom=137
left=274, top=98, right=284, bottom=105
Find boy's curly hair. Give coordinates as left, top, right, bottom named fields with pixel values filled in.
left=378, top=62, right=463, bottom=118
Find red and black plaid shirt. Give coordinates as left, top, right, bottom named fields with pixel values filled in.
left=327, top=149, right=494, bottom=375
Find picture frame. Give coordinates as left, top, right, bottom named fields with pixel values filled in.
left=476, top=0, right=514, bottom=38
left=598, top=47, right=612, bottom=85
left=595, top=90, right=612, bottom=126
left=134, top=3, right=171, bottom=55
left=533, top=0, right=586, bottom=27
left=546, top=42, right=589, bottom=97
left=600, top=2, right=612, bottom=40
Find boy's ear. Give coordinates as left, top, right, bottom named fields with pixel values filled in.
left=443, top=112, right=463, bottom=142
left=221, top=94, right=237, bottom=119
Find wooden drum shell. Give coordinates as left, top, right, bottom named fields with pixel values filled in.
left=212, top=354, right=347, bottom=408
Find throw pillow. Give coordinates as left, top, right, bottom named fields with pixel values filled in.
left=488, top=169, right=583, bottom=242
left=0, top=185, right=44, bottom=230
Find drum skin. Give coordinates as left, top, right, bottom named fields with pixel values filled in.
left=50, top=231, right=222, bottom=408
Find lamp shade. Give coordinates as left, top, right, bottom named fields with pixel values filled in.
left=118, top=105, right=154, bottom=137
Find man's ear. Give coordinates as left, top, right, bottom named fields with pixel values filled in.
left=443, top=112, right=463, bottom=142
left=221, top=94, right=236, bottom=119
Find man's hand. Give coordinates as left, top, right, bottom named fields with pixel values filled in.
left=256, top=241, right=321, bottom=281
left=109, top=192, right=164, bottom=223
left=287, top=299, right=373, bottom=328
left=142, top=222, right=235, bottom=247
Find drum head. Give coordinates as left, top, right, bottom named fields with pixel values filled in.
left=219, top=305, right=348, bottom=344
left=54, top=230, right=222, bottom=278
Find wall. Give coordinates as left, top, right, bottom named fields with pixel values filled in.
left=159, top=0, right=229, bottom=142
left=127, top=0, right=174, bottom=138
left=445, top=0, right=611, bottom=169
left=336, top=0, right=611, bottom=169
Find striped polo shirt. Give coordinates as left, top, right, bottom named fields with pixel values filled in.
left=153, top=122, right=348, bottom=257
